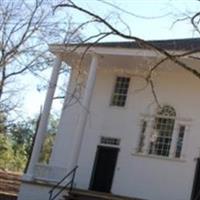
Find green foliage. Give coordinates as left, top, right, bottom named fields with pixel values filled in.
left=0, top=111, right=7, bottom=134
left=39, top=133, right=55, bottom=164
left=9, top=120, right=35, bottom=158
left=0, top=115, right=59, bottom=172
left=0, top=134, right=13, bottom=170
left=10, top=145, right=28, bottom=172
left=39, top=116, right=58, bottom=164
left=0, top=134, right=28, bottom=171
left=8, top=120, right=36, bottom=171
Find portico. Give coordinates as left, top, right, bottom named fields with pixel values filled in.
left=22, top=50, right=101, bottom=182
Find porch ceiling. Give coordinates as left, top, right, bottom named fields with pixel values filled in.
left=49, top=44, right=200, bottom=71
left=63, top=53, right=159, bottom=70
left=49, top=45, right=163, bottom=70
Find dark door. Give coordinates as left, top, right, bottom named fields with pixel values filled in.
left=191, top=158, right=200, bottom=200
left=89, top=146, right=119, bottom=193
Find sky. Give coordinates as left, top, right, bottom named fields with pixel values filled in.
left=22, top=0, right=200, bottom=118
left=68, top=0, right=200, bottom=40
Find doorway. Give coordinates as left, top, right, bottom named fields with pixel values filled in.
left=89, top=145, right=119, bottom=193
left=191, top=158, right=200, bottom=200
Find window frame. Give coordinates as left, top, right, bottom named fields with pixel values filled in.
left=135, top=106, right=190, bottom=161
left=110, top=76, right=131, bottom=108
left=148, top=106, right=176, bottom=157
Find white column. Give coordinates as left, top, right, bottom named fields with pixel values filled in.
left=26, top=57, right=62, bottom=178
left=68, top=54, right=98, bottom=171
left=49, top=68, right=74, bottom=165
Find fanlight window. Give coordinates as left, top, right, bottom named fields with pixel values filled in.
left=157, top=105, right=176, bottom=117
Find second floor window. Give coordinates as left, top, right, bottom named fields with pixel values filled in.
left=111, top=76, right=130, bottom=107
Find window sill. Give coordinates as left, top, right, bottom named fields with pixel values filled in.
left=131, top=152, right=186, bottom=163
left=109, top=104, right=128, bottom=110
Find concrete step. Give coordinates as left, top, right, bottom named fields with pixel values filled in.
left=0, top=193, right=17, bottom=200
left=62, top=189, right=143, bottom=200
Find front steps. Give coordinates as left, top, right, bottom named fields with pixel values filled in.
left=0, top=193, right=17, bottom=200
left=0, top=170, right=21, bottom=200
left=63, top=189, right=144, bottom=200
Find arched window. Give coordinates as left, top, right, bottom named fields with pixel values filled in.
left=157, top=105, right=176, bottom=117
left=137, top=105, right=188, bottom=159
left=149, top=105, right=176, bottom=157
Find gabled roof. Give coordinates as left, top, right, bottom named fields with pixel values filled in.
left=71, top=38, right=200, bottom=51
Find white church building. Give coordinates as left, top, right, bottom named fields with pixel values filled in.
left=18, top=38, right=200, bottom=200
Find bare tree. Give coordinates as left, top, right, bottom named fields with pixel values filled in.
left=0, top=0, right=82, bottom=120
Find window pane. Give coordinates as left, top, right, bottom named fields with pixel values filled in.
left=149, top=106, right=175, bottom=157
left=175, top=125, right=185, bottom=158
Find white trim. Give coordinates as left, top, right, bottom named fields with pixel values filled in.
left=49, top=44, right=199, bottom=58
left=99, top=143, right=120, bottom=149
left=132, top=152, right=186, bottom=163
left=49, top=45, right=163, bottom=58
left=140, top=113, right=193, bottom=122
